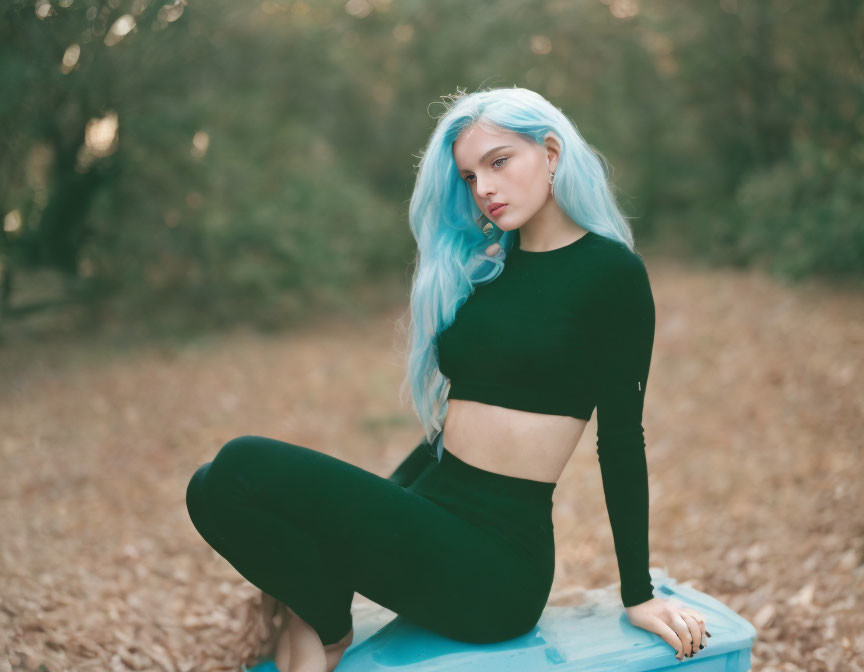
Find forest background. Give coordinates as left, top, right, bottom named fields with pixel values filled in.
left=2, top=1, right=862, bottom=671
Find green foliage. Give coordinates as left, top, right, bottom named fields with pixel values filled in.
left=1, top=0, right=861, bottom=336
left=734, top=138, right=864, bottom=279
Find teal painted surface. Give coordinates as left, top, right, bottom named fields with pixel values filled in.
left=247, top=573, right=756, bottom=671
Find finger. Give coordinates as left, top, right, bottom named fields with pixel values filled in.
left=680, top=609, right=707, bottom=644
left=680, top=613, right=702, bottom=656
left=680, top=608, right=707, bottom=650
left=650, top=617, right=688, bottom=661
left=669, top=612, right=694, bottom=658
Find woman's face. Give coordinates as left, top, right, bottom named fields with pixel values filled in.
left=452, top=125, right=555, bottom=232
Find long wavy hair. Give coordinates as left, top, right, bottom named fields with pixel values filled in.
left=397, top=86, right=637, bottom=460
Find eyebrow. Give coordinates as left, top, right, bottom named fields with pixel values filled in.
left=457, top=145, right=514, bottom=175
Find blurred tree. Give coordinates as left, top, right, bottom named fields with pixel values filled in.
left=1, top=0, right=860, bottom=338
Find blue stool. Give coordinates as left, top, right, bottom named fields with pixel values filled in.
left=247, top=571, right=756, bottom=671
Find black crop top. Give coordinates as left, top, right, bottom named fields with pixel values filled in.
left=436, top=228, right=656, bottom=607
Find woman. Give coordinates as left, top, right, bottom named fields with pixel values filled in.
left=185, top=86, right=710, bottom=672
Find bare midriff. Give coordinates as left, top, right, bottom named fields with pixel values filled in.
left=441, top=398, right=589, bottom=484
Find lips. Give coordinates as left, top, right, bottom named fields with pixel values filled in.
left=488, top=203, right=507, bottom=215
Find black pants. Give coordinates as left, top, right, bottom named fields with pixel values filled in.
left=185, top=435, right=556, bottom=646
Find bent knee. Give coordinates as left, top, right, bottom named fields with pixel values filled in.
left=208, top=434, right=267, bottom=478
left=186, top=462, right=211, bottom=504
left=215, top=434, right=261, bottom=463
left=185, top=462, right=209, bottom=522
left=206, top=434, right=312, bottom=500
left=201, top=435, right=269, bottom=499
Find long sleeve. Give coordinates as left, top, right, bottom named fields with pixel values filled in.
left=594, top=251, right=656, bottom=607
left=387, top=436, right=437, bottom=488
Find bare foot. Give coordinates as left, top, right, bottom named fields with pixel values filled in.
left=252, top=595, right=353, bottom=672
left=282, top=606, right=327, bottom=672
left=272, top=623, right=293, bottom=672
left=323, top=627, right=354, bottom=672
left=234, top=591, right=283, bottom=668
left=256, top=592, right=283, bottom=661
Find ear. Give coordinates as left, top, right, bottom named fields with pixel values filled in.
left=543, top=131, right=562, bottom=173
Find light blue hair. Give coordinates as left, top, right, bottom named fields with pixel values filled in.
left=397, top=86, right=637, bottom=461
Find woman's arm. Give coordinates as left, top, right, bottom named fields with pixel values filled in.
left=594, top=249, right=712, bottom=661
left=594, top=250, right=656, bottom=608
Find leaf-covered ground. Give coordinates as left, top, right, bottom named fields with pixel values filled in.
left=2, top=258, right=862, bottom=671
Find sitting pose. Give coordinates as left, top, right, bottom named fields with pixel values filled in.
left=185, top=86, right=708, bottom=672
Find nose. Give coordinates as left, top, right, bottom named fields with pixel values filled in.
left=474, top=175, right=496, bottom=198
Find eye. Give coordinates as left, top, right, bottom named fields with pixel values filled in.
left=464, top=156, right=509, bottom=184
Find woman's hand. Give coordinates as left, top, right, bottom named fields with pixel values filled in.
left=624, top=597, right=711, bottom=661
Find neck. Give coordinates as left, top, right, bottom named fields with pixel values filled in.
left=516, top=203, right=587, bottom=252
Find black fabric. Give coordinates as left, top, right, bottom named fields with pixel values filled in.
left=386, top=436, right=437, bottom=488
left=186, top=435, right=556, bottom=646
left=436, top=230, right=656, bottom=607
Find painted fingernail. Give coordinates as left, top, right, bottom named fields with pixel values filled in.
left=699, top=644, right=704, bottom=649
left=706, top=631, right=712, bottom=637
